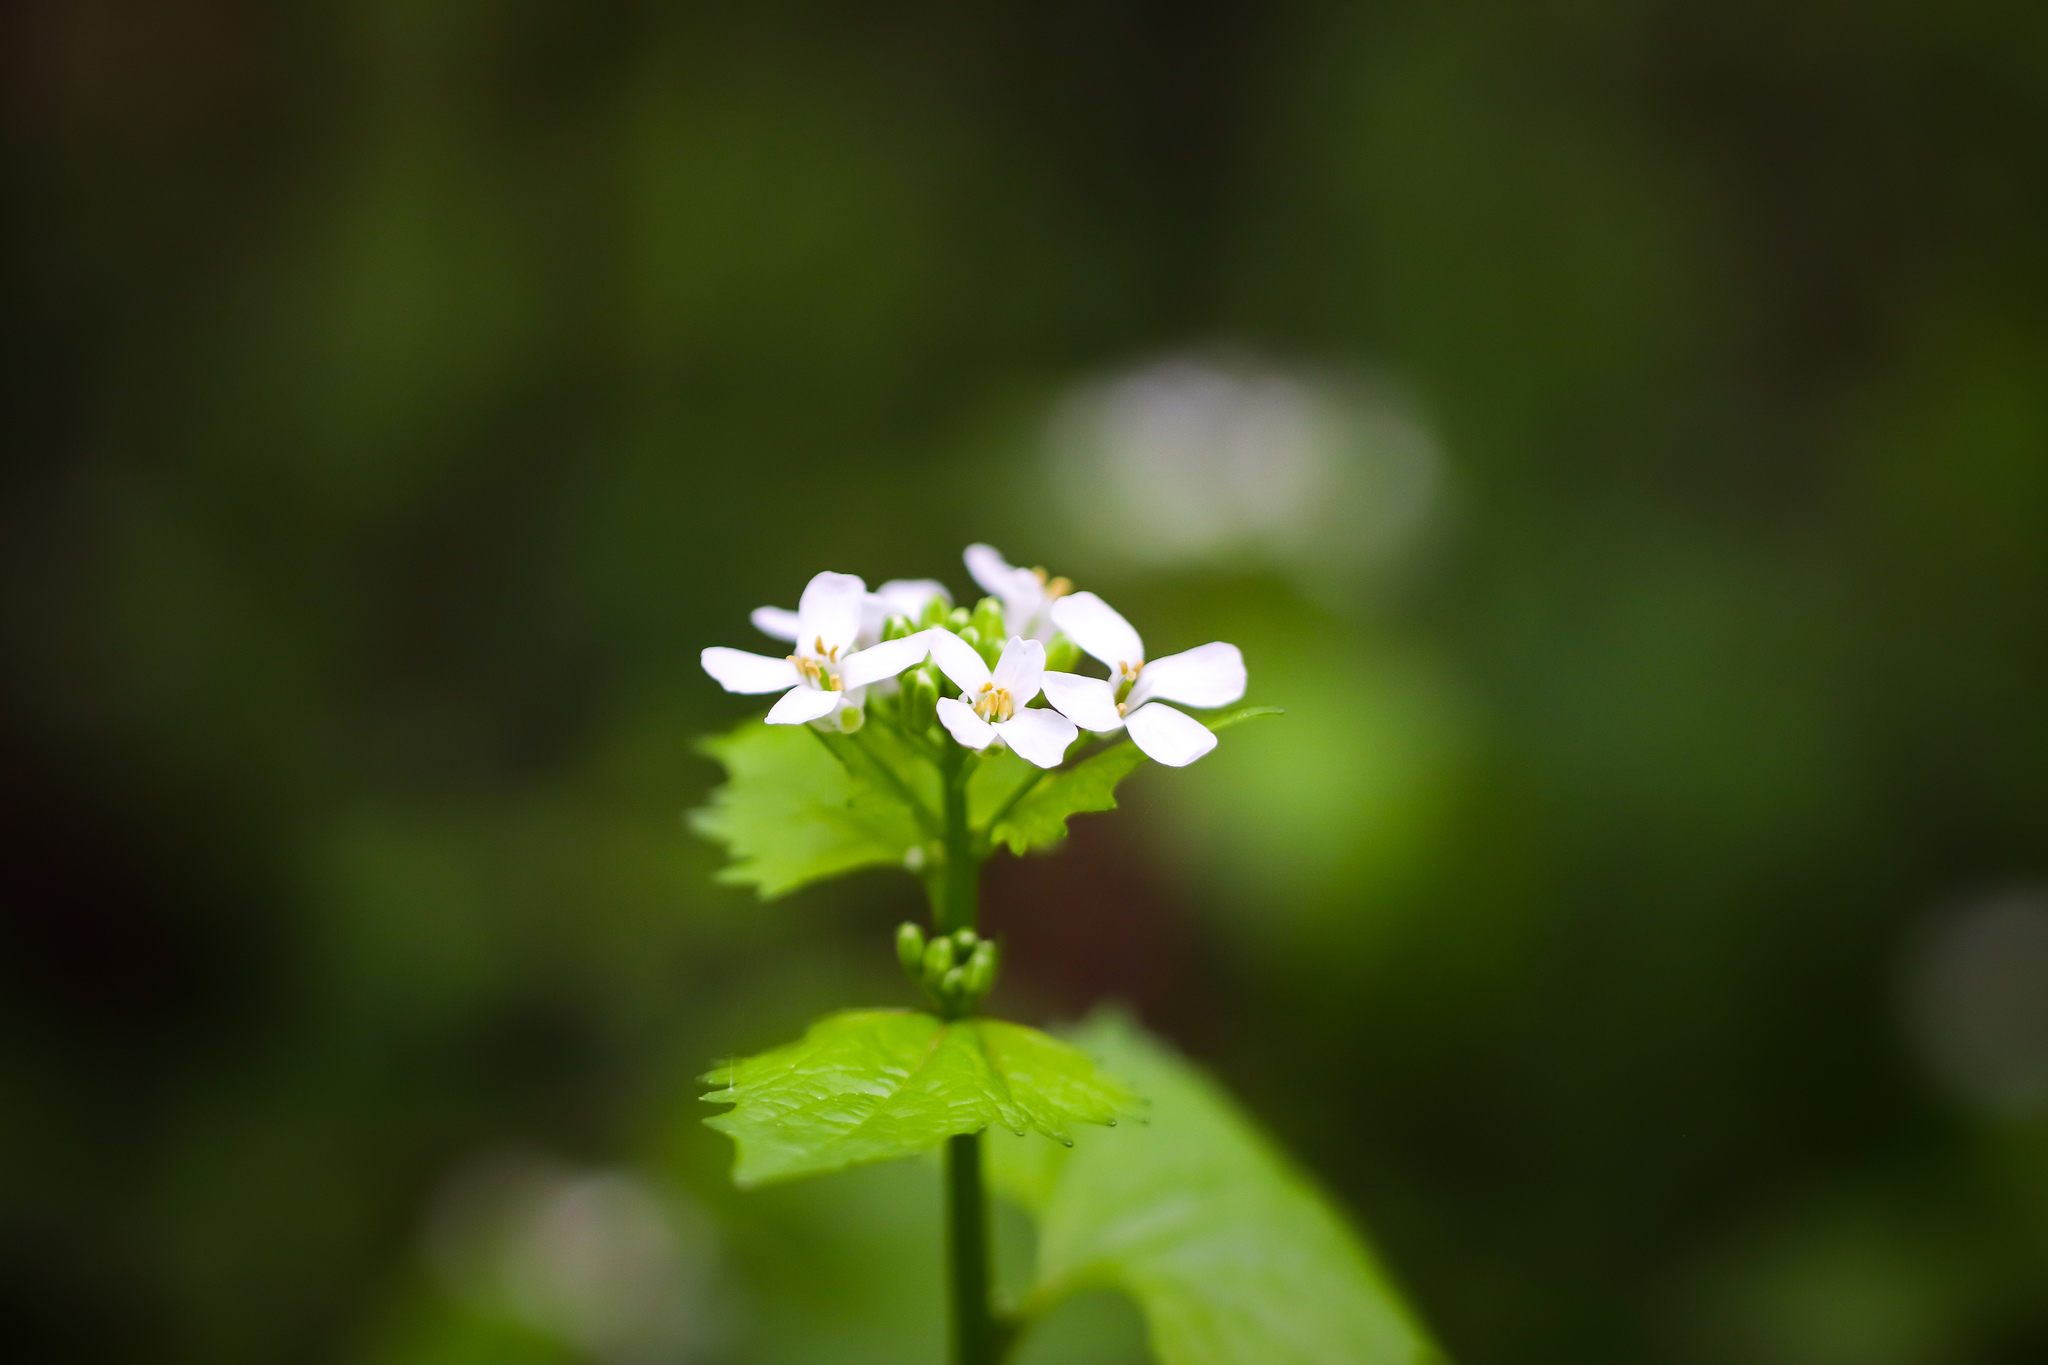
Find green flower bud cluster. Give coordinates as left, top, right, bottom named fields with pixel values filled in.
left=950, top=596, right=1008, bottom=670
left=895, top=921, right=999, bottom=1016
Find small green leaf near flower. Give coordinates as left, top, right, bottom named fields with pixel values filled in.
left=987, top=742, right=1151, bottom=856
left=688, top=719, right=926, bottom=899
left=702, top=1009, right=1139, bottom=1187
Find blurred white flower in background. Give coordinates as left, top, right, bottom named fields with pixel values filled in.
left=1900, top=887, right=2048, bottom=1115
left=1031, top=350, right=1467, bottom=960
left=1045, top=352, right=1443, bottom=597
left=426, top=1150, right=724, bottom=1362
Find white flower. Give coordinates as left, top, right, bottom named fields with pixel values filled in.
left=751, top=578, right=951, bottom=650
left=704, top=571, right=934, bottom=728
left=1036, top=591, right=1245, bottom=767
left=964, top=544, right=1068, bottom=642
left=926, top=631, right=1079, bottom=769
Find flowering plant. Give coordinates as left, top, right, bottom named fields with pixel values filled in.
left=691, top=546, right=1435, bottom=1365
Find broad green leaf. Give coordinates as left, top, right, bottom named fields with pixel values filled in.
left=992, top=1015, right=1442, bottom=1365
left=690, top=717, right=930, bottom=898
left=702, top=1010, right=1138, bottom=1187
left=988, top=742, right=1148, bottom=855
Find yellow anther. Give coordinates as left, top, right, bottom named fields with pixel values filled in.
left=972, top=684, right=1014, bottom=723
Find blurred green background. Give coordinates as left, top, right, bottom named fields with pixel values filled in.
left=7, top=1, right=2048, bottom=1362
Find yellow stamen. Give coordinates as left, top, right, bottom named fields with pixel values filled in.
left=972, top=683, right=1014, bottom=723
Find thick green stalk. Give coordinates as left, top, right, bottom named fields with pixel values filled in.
left=946, top=1133, right=1001, bottom=1365
left=930, top=744, right=1000, bottom=1363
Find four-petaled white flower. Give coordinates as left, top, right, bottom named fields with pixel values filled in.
left=751, top=578, right=951, bottom=651
left=964, top=544, right=1068, bottom=642
left=703, top=571, right=934, bottom=728
left=1037, top=591, right=1245, bottom=767
left=926, top=631, right=1079, bottom=769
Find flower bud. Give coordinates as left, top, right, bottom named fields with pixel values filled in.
left=905, top=664, right=941, bottom=719
left=882, top=613, right=916, bottom=642
left=836, top=704, right=864, bottom=733
left=896, top=922, right=926, bottom=977
left=968, top=596, right=1006, bottom=642
left=941, top=965, right=966, bottom=999
left=922, top=935, right=956, bottom=981
left=1044, top=634, right=1081, bottom=674
left=920, top=596, right=952, bottom=628
left=947, top=607, right=971, bottom=630
left=957, top=624, right=983, bottom=653
left=963, top=939, right=997, bottom=998
left=953, top=928, right=978, bottom=954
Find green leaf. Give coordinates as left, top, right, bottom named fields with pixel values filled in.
left=966, top=745, right=1043, bottom=829
left=1203, top=703, right=1284, bottom=731
left=702, top=1010, right=1138, bottom=1187
left=981, top=706, right=1282, bottom=856
left=988, top=741, right=1149, bottom=856
left=992, top=1014, right=1442, bottom=1365
left=689, top=717, right=930, bottom=898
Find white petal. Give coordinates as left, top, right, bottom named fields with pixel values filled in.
left=874, top=578, right=951, bottom=618
left=795, top=571, right=867, bottom=657
left=765, top=685, right=843, bottom=725
left=991, top=636, right=1046, bottom=702
left=750, top=606, right=801, bottom=641
left=702, top=647, right=801, bottom=694
left=840, top=631, right=934, bottom=689
left=964, top=543, right=1044, bottom=620
left=856, top=598, right=887, bottom=649
left=994, top=707, right=1078, bottom=769
left=1126, top=641, right=1246, bottom=710
left=935, top=697, right=996, bottom=750
left=1050, top=592, right=1144, bottom=674
left=1124, top=703, right=1217, bottom=767
left=964, top=544, right=1018, bottom=599
left=1040, top=672, right=1125, bottom=732
left=925, top=628, right=992, bottom=692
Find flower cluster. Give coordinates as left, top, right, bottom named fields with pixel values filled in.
left=701, top=545, right=1247, bottom=768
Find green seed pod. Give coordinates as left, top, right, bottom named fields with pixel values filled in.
left=896, top=922, right=926, bottom=977
left=922, top=935, right=956, bottom=981
left=1044, top=633, right=1081, bottom=674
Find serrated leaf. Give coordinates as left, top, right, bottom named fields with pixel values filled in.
left=983, top=705, right=1281, bottom=856
left=702, top=1010, right=1138, bottom=1187
left=689, top=717, right=929, bottom=899
left=992, top=1014, right=1441, bottom=1365
left=988, top=742, right=1149, bottom=856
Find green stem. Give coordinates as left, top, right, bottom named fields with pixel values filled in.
left=936, top=745, right=978, bottom=934
left=929, top=743, right=1002, bottom=1363
left=946, top=1132, right=1002, bottom=1365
